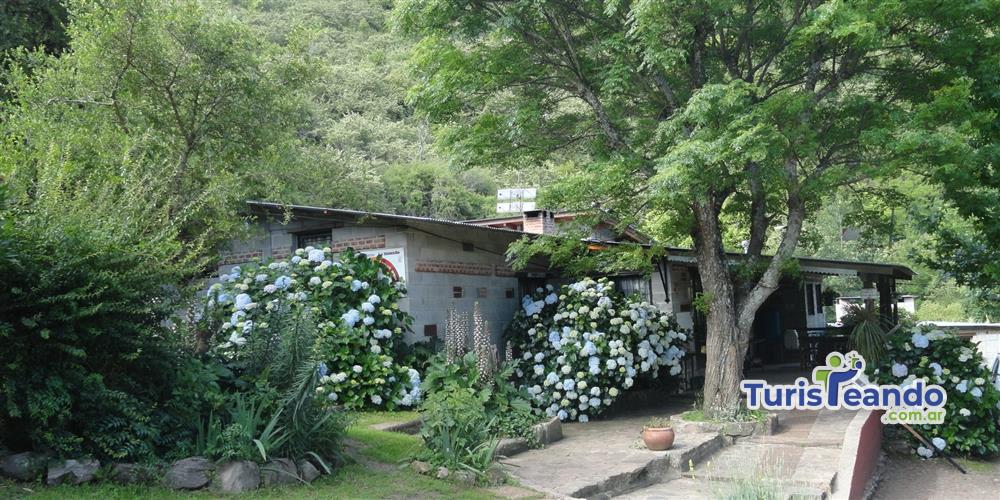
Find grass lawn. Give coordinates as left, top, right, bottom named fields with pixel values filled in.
left=0, top=411, right=505, bottom=500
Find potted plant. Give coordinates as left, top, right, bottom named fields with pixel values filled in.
left=642, top=417, right=675, bottom=451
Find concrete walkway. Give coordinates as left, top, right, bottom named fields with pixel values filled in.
left=505, top=366, right=862, bottom=499
left=502, top=399, right=724, bottom=498
left=620, top=408, right=856, bottom=499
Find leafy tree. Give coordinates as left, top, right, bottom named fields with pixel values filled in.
left=0, top=0, right=69, bottom=55
left=380, top=163, right=496, bottom=219
left=394, top=0, right=995, bottom=417
left=1, top=0, right=317, bottom=262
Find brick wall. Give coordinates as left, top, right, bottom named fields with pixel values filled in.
left=415, top=260, right=493, bottom=276
left=272, top=246, right=291, bottom=260
left=330, top=235, right=386, bottom=252
left=495, top=264, right=517, bottom=277
left=220, top=250, right=262, bottom=265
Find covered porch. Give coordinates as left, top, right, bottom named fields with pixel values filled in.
left=651, top=253, right=914, bottom=389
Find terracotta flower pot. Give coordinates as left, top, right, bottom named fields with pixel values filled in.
left=642, top=427, right=675, bottom=451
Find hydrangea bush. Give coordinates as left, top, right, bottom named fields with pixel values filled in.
left=205, top=247, right=420, bottom=410
left=506, top=278, right=688, bottom=422
left=870, top=324, right=1000, bottom=457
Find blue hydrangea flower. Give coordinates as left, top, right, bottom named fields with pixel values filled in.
left=234, top=293, right=252, bottom=310
left=891, top=363, right=908, bottom=378
left=274, top=275, right=292, bottom=290
left=911, top=333, right=929, bottom=349
left=341, top=309, right=360, bottom=327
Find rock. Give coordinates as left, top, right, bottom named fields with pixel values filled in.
left=46, top=458, right=100, bottom=486
left=111, top=463, right=154, bottom=485
left=409, top=460, right=432, bottom=475
left=215, top=460, right=260, bottom=493
left=532, top=416, right=563, bottom=444
left=162, top=457, right=213, bottom=490
left=261, top=458, right=298, bottom=486
left=435, top=466, right=450, bottom=480
left=484, top=465, right=506, bottom=486
left=452, top=470, right=477, bottom=486
left=0, top=452, right=48, bottom=482
left=296, top=459, right=320, bottom=483
left=494, top=437, right=529, bottom=458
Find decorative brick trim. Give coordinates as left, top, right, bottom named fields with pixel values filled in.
left=272, top=246, right=292, bottom=260
left=495, top=264, right=516, bottom=277
left=331, top=235, right=386, bottom=252
left=415, top=260, right=492, bottom=276
left=221, top=251, right=262, bottom=265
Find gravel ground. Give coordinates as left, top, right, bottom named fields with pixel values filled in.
left=872, top=452, right=1000, bottom=500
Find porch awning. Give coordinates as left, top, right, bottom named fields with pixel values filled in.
left=663, top=250, right=913, bottom=280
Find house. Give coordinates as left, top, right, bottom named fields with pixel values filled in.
left=918, top=321, right=1000, bottom=370
left=221, top=201, right=914, bottom=377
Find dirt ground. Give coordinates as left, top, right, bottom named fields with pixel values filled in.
left=872, top=452, right=1000, bottom=500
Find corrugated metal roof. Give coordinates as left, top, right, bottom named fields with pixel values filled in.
left=247, top=200, right=914, bottom=279
left=247, top=201, right=530, bottom=236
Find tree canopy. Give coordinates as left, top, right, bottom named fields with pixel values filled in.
left=394, top=0, right=997, bottom=416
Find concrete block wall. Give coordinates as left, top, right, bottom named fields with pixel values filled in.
left=219, top=218, right=520, bottom=346
left=404, top=230, right=520, bottom=345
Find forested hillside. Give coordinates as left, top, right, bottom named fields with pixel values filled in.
left=0, top=0, right=990, bottom=321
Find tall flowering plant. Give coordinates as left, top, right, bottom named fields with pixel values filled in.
left=870, top=324, right=1000, bottom=457
left=204, top=247, right=421, bottom=410
left=506, top=278, right=688, bottom=422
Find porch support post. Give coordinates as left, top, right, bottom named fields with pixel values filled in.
left=878, top=276, right=892, bottom=326
left=861, top=273, right=875, bottom=314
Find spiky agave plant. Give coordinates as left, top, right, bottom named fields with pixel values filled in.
left=845, top=305, right=890, bottom=365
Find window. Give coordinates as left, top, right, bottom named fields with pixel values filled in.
left=806, top=283, right=823, bottom=316
left=297, top=230, right=331, bottom=250
left=423, top=324, right=438, bottom=338
left=505, top=288, right=515, bottom=299
left=477, top=287, right=488, bottom=298
left=612, top=276, right=651, bottom=301
left=462, top=242, right=475, bottom=252
left=453, top=286, right=464, bottom=298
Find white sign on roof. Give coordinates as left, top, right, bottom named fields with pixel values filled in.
left=496, top=188, right=537, bottom=213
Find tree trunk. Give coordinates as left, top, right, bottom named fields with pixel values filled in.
left=691, top=199, right=754, bottom=419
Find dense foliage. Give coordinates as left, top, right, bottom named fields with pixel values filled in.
left=870, top=325, right=1000, bottom=457
left=0, top=204, right=190, bottom=460
left=507, top=279, right=687, bottom=422
left=395, top=0, right=997, bottom=418
left=202, top=248, right=420, bottom=410
left=418, top=351, right=536, bottom=475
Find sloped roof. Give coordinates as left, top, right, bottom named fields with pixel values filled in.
left=247, top=201, right=914, bottom=280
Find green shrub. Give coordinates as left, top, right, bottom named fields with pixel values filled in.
left=0, top=220, right=190, bottom=460
left=418, top=386, right=497, bottom=473
left=870, top=325, right=1000, bottom=457
left=424, top=351, right=538, bottom=440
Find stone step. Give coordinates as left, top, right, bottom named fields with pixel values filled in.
left=569, top=432, right=723, bottom=499
left=680, top=442, right=838, bottom=495
left=504, top=431, right=722, bottom=499
left=616, top=477, right=827, bottom=500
